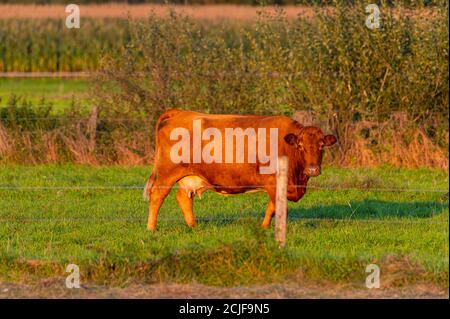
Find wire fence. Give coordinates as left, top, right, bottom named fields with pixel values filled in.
left=0, top=117, right=152, bottom=121
left=0, top=143, right=448, bottom=227
left=0, top=72, right=91, bottom=78
left=0, top=216, right=448, bottom=225
left=1, top=172, right=448, bottom=275
left=0, top=184, right=448, bottom=192
left=0, top=71, right=310, bottom=79
left=1, top=110, right=449, bottom=121
left=1, top=183, right=448, bottom=224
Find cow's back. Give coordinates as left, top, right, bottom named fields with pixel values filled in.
left=153, top=110, right=300, bottom=193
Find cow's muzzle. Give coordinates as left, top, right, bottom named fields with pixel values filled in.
left=304, top=165, right=321, bottom=177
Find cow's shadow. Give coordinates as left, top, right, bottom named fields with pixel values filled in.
left=287, top=199, right=448, bottom=220
left=197, top=198, right=448, bottom=227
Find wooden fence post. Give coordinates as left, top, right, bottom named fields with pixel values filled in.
left=275, top=156, right=288, bottom=248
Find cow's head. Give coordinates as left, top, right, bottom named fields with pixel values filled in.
left=284, top=127, right=337, bottom=177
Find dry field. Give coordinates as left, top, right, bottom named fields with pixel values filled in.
left=0, top=4, right=438, bottom=20
left=0, top=4, right=320, bottom=20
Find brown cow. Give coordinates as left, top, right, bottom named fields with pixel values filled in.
left=143, top=109, right=336, bottom=231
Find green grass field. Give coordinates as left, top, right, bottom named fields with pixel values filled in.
left=0, top=165, right=448, bottom=288
left=0, top=78, right=90, bottom=109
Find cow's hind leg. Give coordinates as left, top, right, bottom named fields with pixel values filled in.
left=147, top=175, right=178, bottom=231
left=175, top=188, right=197, bottom=228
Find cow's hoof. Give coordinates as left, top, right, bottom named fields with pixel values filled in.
left=186, top=221, right=197, bottom=228
left=147, top=225, right=157, bottom=232
left=261, top=223, right=270, bottom=229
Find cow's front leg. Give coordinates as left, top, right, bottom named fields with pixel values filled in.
left=262, top=199, right=275, bottom=229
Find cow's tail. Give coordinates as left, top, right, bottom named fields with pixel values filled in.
left=143, top=172, right=155, bottom=201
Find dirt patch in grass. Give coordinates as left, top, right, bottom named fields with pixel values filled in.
left=0, top=280, right=447, bottom=299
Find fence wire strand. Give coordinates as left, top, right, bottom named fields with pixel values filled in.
left=0, top=216, right=447, bottom=225
left=1, top=172, right=447, bottom=225
left=0, top=184, right=447, bottom=193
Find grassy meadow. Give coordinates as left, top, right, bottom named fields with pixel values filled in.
left=0, top=78, right=89, bottom=109
left=0, top=165, right=448, bottom=287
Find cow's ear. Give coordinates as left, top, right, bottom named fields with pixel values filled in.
left=284, top=133, right=298, bottom=146
left=323, top=135, right=337, bottom=146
